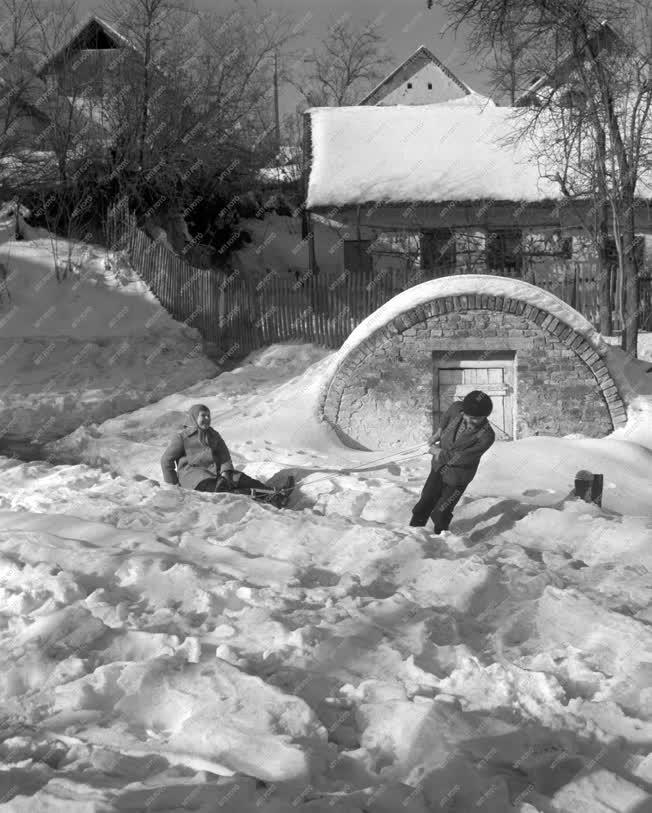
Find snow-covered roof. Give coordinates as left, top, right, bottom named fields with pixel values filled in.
left=306, top=102, right=565, bottom=208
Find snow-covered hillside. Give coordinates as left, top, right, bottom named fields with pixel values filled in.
left=0, top=344, right=649, bottom=812
left=0, top=227, right=217, bottom=443
left=0, top=209, right=651, bottom=811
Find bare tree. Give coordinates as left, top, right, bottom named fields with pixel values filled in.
left=484, top=27, right=541, bottom=104
left=172, top=7, right=297, bottom=168
left=292, top=16, right=392, bottom=107
left=431, top=0, right=652, bottom=355
left=0, top=0, right=48, bottom=171
left=88, top=2, right=299, bottom=212
left=0, top=0, right=92, bottom=222
left=0, top=0, right=303, bottom=268
left=101, top=0, right=196, bottom=171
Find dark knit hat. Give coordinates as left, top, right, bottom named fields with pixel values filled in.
left=462, top=390, right=493, bottom=417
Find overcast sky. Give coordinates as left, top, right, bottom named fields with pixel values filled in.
left=72, top=0, right=491, bottom=113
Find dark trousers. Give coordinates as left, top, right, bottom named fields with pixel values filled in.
left=410, top=468, right=466, bottom=532
left=196, top=471, right=269, bottom=494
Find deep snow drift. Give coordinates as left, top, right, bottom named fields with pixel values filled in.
left=0, top=344, right=649, bottom=812
left=0, top=227, right=217, bottom=443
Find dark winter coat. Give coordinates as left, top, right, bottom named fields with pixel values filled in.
left=433, top=401, right=495, bottom=487
left=160, top=412, right=234, bottom=490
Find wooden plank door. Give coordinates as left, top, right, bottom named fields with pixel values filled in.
left=437, top=363, right=515, bottom=439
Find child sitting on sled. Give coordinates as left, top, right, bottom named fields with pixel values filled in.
left=160, top=403, right=293, bottom=508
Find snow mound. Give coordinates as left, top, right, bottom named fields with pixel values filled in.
left=331, top=274, right=607, bottom=360
left=0, top=231, right=217, bottom=443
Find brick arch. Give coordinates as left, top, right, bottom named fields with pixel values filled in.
left=320, top=276, right=627, bottom=445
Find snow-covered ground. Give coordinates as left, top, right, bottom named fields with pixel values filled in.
left=232, top=213, right=346, bottom=283
left=0, top=225, right=217, bottom=444
left=604, top=330, right=652, bottom=362
left=0, top=222, right=651, bottom=811
left=0, top=340, right=649, bottom=811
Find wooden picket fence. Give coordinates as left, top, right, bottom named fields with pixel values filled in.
left=524, top=260, right=652, bottom=331
left=252, top=264, right=427, bottom=346
left=106, top=205, right=652, bottom=356
left=106, top=205, right=265, bottom=355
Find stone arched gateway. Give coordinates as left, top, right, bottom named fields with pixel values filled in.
left=320, top=275, right=627, bottom=449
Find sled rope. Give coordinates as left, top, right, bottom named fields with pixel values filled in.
left=261, top=440, right=427, bottom=474
left=253, top=441, right=430, bottom=492
left=258, top=417, right=504, bottom=491
left=301, top=447, right=429, bottom=488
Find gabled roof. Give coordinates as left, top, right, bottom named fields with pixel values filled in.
left=305, top=100, right=652, bottom=207
left=93, top=16, right=137, bottom=51
left=36, top=14, right=138, bottom=76
left=306, top=103, right=565, bottom=207
left=358, top=45, right=472, bottom=105
left=515, top=21, right=622, bottom=106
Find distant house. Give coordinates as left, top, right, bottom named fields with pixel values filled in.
left=0, top=16, right=135, bottom=159
left=34, top=15, right=144, bottom=139
left=302, top=102, right=650, bottom=444
left=515, top=21, right=622, bottom=108
left=302, top=102, right=652, bottom=330
left=358, top=45, right=489, bottom=106
left=37, top=16, right=139, bottom=99
left=0, top=46, right=108, bottom=189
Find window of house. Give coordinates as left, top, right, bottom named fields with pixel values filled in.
left=420, top=229, right=456, bottom=275
left=428, top=82, right=433, bottom=89
left=521, top=232, right=573, bottom=259
left=486, top=229, right=523, bottom=275
left=604, top=235, right=644, bottom=265
left=558, top=236, right=573, bottom=258
left=407, top=82, right=413, bottom=89
left=343, top=240, right=373, bottom=275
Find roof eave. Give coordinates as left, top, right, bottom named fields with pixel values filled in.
left=308, top=197, right=565, bottom=210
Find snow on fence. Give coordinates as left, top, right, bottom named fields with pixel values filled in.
left=105, top=206, right=652, bottom=357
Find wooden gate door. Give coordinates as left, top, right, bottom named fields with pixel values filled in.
left=436, top=359, right=515, bottom=439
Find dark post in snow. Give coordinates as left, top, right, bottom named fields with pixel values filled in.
left=574, top=470, right=604, bottom=507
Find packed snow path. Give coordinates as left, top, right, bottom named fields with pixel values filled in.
left=0, top=346, right=650, bottom=812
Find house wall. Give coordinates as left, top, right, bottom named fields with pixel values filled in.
left=46, top=47, right=137, bottom=97
left=322, top=294, right=625, bottom=450
left=336, top=227, right=579, bottom=279
left=316, top=202, right=652, bottom=234
left=372, top=60, right=469, bottom=105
